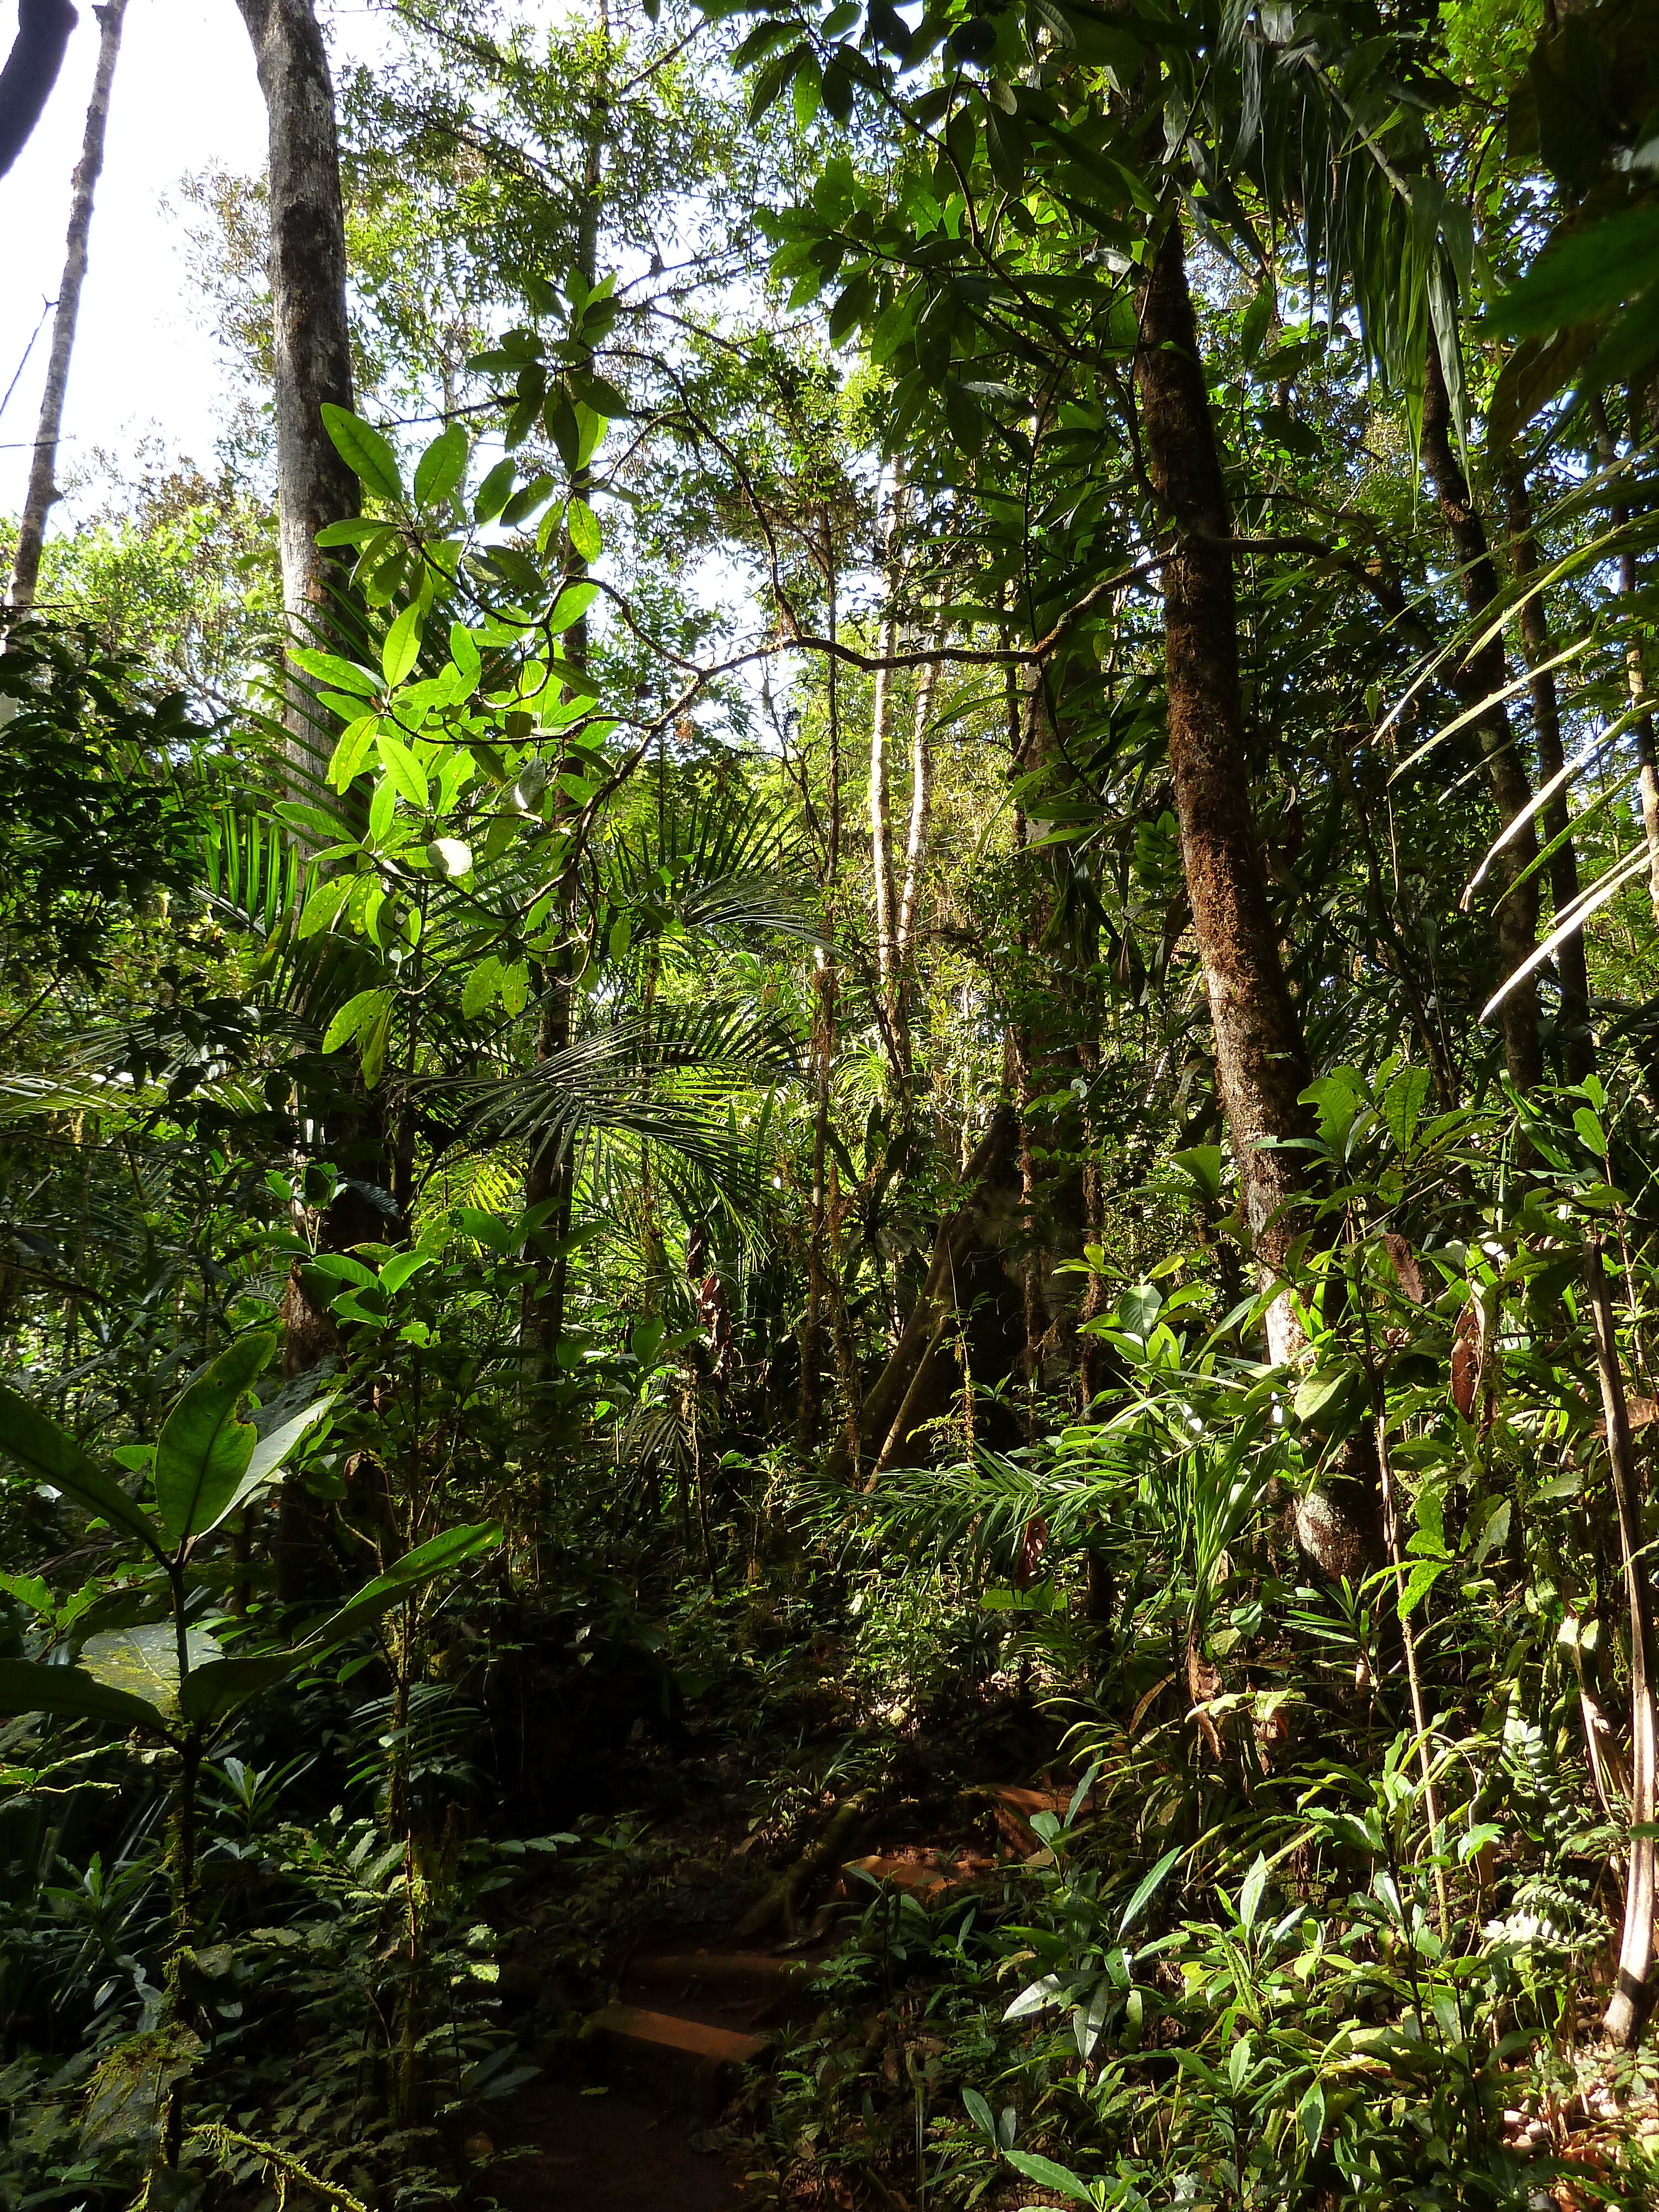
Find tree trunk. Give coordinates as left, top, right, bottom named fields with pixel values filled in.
left=798, top=514, right=841, bottom=1448
left=893, top=631, right=939, bottom=1073
left=1133, top=218, right=1313, bottom=1338
left=5, top=0, right=124, bottom=620
left=234, top=0, right=357, bottom=784
left=869, top=465, right=905, bottom=1032
left=0, top=0, right=79, bottom=182
left=1134, top=216, right=1383, bottom=1580
left=1419, top=347, right=1543, bottom=1091
left=523, top=0, right=607, bottom=1372
left=1587, top=1236, right=1658, bottom=2046
left=1588, top=394, right=1659, bottom=933
left=1501, top=465, right=1594, bottom=1081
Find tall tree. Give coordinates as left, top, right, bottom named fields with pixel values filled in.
left=0, top=0, right=77, bottom=179
left=5, top=0, right=123, bottom=620
left=233, top=0, right=356, bottom=769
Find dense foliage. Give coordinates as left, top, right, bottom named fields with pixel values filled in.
left=2, top=0, right=1659, bottom=2205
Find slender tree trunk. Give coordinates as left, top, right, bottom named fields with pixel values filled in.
left=523, top=0, right=607, bottom=1372
left=1133, top=217, right=1313, bottom=1340
left=0, top=0, right=79, bottom=181
left=869, top=465, right=905, bottom=1026
left=1135, top=216, right=1383, bottom=1579
left=1588, top=394, right=1659, bottom=931
left=235, top=0, right=356, bottom=782
left=1419, top=347, right=1543, bottom=1090
left=1502, top=466, right=1594, bottom=1080
left=892, top=637, right=939, bottom=1076
left=799, top=517, right=841, bottom=1448
left=1587, top=1236, right=1658, bottom=2046
left=6, top=0, right=124, bottom=620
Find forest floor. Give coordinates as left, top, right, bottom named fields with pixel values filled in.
left=469, top=1623, right=1074, bottom=2212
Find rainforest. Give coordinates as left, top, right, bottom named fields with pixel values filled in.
left=1, top=0, right=1657, bottom=2205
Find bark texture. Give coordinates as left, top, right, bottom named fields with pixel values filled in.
left=235, top=0, right=357, bottom=775
left=0, top=0, right=76, bottom=179
left=6, top=0, right=122, bottom=619
left=1133, top=219, right=1313, bottom=1309
left=1419, top=347, right=1543, bottom=1091
left=1503, top=466, right=1594, bottom=1079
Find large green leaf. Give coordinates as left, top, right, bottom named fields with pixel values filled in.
left=302, top=1522, right=502, bottom=1654
left=201, top=1396, right=336, bottom=1542
left=81, top=1623, right=217, bottom=1714
left=153, top=1335, right=275, bottom=1548
left=0, top=1657, right=168, bottom=1736
left=320, top=403, right=404, bottom=504
left=0, top=1385, right=162, bottom=1552
left=179, top=1653, right=302, bottom=1726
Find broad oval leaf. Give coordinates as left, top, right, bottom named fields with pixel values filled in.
left=320, top=403, right=404, bottom=504
left=377, top=731, right=429, bottom=810
left=81, top=1624, right=218, bottom=1714
left=414, top=422, right=468, bottom=508
left=1003, top=2148, right=1093, bottom=2205
left=0, top=1385, right=161, bottom=1552
left=382, top=601, right=425, bottom=687
left=0, top=1656, right=168, bottom=1737
left=301, top=1522, right=502, bottom=1655
left=154, top=1334, right=275, bottom=1547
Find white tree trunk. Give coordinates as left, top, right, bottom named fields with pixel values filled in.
left=6, top=0, right=126, bottom=620
left=869, top=463, right=906, bottom=1012
left=235, top=0, right=356, bottom=778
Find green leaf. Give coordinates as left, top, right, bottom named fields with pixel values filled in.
left=0, top=1657, right=168, bottom=1737
left=1480, top=205, right=1659, bottom=339
left=1119, top=1845, right=1181, bottom=1937
left=377, top=731, right=429, bottom=809
left=320, top=404, right=404, bottom=504
left=1297, top=2078, right=1326, bottom=2155
left=414, top=423, right=468, bottom=507
left=962, top=2088, right=996, bottom=2141
left=153, top=1334, right=275, bottom=1547
left=301, top=1522, right=502, bottom=1654
left=1293, top=1364, right=1356, bottom=1425
left=0, top=1572, right=54, bottom=1618
left=1170, top=1144, right=1224, bottom=1203
left=500, top=960, right=530, bottom=1018
left=322, top=988, right=390, bottom=1055
left=315, top=517, right=388, bottom=549
left=379, top=1253, right=432, bottom=1294
left=1240, top=281, right=1274, bottom=363
left=382, top=602, right=425, bottom=687
left=221, top=1398, right=333, bottom=1527
left=567, top=497, right=602, bottom=562
left=1003, top=2149, right=1093, bottom=2204
left=81, top=1624, right=217, bottom=1715
left=462, top=956, right=504, bottom=1019
left=1238, top=1851, right=1268, bottom=1933
left=178, top=1653, right=300, bottom=1726
left=290, top=648, right=380, bottom=697
left=549, top=581, right=599, bottom=634
left=1399, top=1556, right=1450, bottom=1621
left=296, top=875, right=350, bottom=941
left=474, top=457, right=517, bottom=524
left=0, top=1385, right=161, bottom=1551
left=1383, top=1064, right=1432, bottom=1155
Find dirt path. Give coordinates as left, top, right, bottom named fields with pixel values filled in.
left=486, top=2078, right=747, bottom=2211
